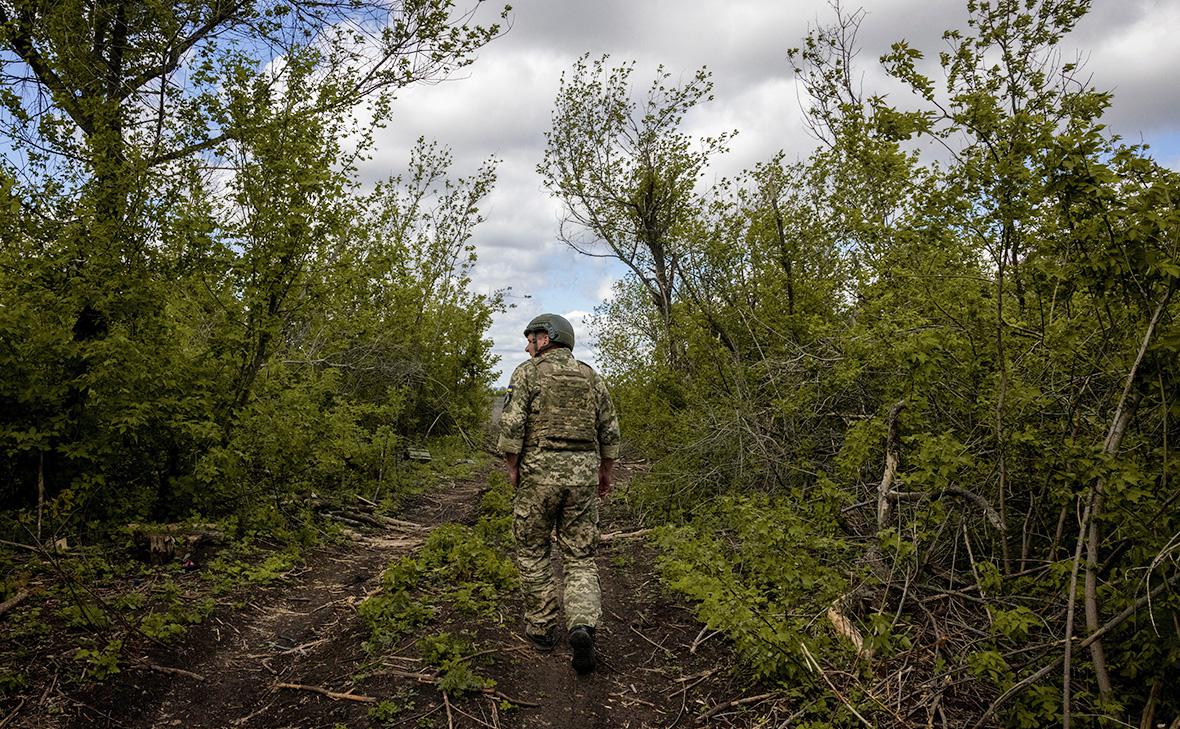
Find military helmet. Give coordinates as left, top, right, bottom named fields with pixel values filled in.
left=524, top=313, right=575, bottom=350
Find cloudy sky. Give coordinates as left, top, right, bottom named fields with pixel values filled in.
left=356, top=0, right=1180, bottom=385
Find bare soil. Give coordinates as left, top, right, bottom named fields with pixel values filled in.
left=3, top=463, right=772, bottom=729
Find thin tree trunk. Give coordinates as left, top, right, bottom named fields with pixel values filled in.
left=1081, top=285, right=1172, bottom=708
left=36, top=452, right=45, bottom=542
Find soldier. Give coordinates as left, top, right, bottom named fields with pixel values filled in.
left=497, top=313, right=620, bottom=674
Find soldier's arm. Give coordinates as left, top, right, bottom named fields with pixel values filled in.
left=594, top=374, right=621, bottom=461
left=497, top=363, right=532, bottom=457
left=595, top=374, right=620, bottom=497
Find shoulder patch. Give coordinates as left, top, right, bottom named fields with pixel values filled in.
left=503, top=384, right=514, bottom=406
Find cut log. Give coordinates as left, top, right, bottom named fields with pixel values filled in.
left=127, top=523, right=224, bottom=562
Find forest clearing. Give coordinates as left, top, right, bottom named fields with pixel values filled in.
left=3, top=0, right=1179, bottom=726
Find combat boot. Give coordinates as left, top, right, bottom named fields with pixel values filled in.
left=526, top=626, right=556, bottom=652
left=568, top=625, right=596, bottom=674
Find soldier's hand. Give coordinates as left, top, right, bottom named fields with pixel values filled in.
left=508, top=464, right=520, bottom=488
left=597, top=471, right=611, bottom=499
left=597, top=458, right=615, bottom=499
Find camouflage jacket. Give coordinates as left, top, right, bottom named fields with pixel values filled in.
left=497, top=347, right=620, bottom=461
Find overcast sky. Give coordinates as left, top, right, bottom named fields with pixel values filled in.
left=356, top=0, right=1180, bottom=386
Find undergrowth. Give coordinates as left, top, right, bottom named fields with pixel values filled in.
left=0, top=437, right=486, bottom=700
left=360, top=470, right=516, bottom=695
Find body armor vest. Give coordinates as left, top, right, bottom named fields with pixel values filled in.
left=530, top=357, right=597, bottom=450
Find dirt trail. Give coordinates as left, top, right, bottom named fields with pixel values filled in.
left=31, top=466, right=757, bottom=729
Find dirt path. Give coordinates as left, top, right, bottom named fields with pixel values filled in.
left=30, top=465, right=759, bottom=729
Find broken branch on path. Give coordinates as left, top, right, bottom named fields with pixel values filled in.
left=373, top=667, right=541, bottom=707
left=697, top=691, right=777, bottom=722
left=276, top=682, right=376, bottom=703
left=599, top=528, right=654, bottom=543
left=248, top=636, right=329, bottom=658
left=689, top=625, right=720, bottom=654
left=628, top=621, right=670, bottom=652
left=443, top=690, right=455, bottom=729
left=135, top=661, right=205, bottom=681
left=0, top=589, right=30, bottom=618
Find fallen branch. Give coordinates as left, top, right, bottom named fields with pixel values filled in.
left=275, top=682, right=376, bottom=703
left=889, top=487, right=1005, bottom=531
left=689, top=625, right=720, bottom=654
left=0, top=697, right=25, bottom=729
left=628, top=622, right=670, bottom=653
left=137, top=662, right=205, bottom=681
left=326, top=510, right=390, bottom=530
left=247, top=636, right=328, bottom=658
left=373, top=667, right=541, bottom=707
left=697, top=691, right=777, bottom=722
left=600, top=528, right=654, bottom=543
left=0, top=589, right=30, bottom=618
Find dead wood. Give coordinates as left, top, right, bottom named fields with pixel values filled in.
left=689, top=625, right=720, bottom=654
left=888, top=487, right=1005, bottom=531
left=0, top=697, right=24, bottom=729
left=126, top=523, right=223, bottom=562
left=827, top=605, right=869, bottom=658
left=326, top=510, right=390, bottom=530
left=373, top=667, right=542, bottom=707
left=876, top=401, right=906, bottom=531
left=697, top=691, right=777, bottom=722
left=599, top=527, right=654, bottom=543
left=0, top=539, right=41, bottom=553
left=0, top=589, right=30, bottom=618
left=275, top=682, right=376, bottom=703
left=247, top=637, right=329, bottom=658
left=136, top=661, right=205, bottom=681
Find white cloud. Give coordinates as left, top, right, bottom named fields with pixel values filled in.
left=359, top=0, right=1180, bottom=385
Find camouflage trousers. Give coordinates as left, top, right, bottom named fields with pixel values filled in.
left=513, top=450, right=601, bottom=634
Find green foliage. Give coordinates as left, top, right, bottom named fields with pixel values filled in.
left=0, top=671, right=27, bottom=695
left=418, top=632, right=494, bottom=697
left=205, top=549, right=301, bottom=594
left=139, top=597, right=214, bottom=643
left=59, top=601, right=110, bottom=630
left=73, top=639, right=123, bottom=680
left=367, top=693, right=416, bottom=725
left=361, top=477, right=516, bottom=658
left=0, top=0, right=505, bottom=543
left=561, top=0, right=1180, bottom=723
left=654, top=496, right=851, bottom=682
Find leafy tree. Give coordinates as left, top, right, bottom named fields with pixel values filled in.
left=539, top=54, right=732, bottom=367
left=0, top=0, right=507, bottom=533
left=583, top=1, right=1180, bottom=725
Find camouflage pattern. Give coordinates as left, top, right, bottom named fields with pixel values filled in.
left=498, top=347, right=620, bottom=633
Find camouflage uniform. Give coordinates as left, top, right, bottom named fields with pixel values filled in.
left=497, top=346, right=620, bottom=635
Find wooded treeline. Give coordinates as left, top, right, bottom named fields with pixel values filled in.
left=540, top=1, right=1179, bottom=726
left=0, top=0, right=506, bottom=538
